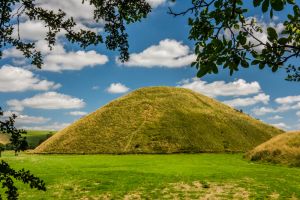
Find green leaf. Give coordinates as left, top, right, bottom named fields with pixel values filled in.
left=262, top=0, right=270, bottom=12
left=251, top=60, right=260, bottom=65
left=272, top=65, right=279, bottom=72
left=241, top=60, right=249, bottom=68
left=271, top=0, right=284, bottom=11
left=212, top=65, right=219, bottom=74
left=237, top=34, right=247, bottom=45
left=197, top=67, right=209, bottom=78
left=278, top=37, right=288, bottom=45
left=259, top=63, right=266, bottom=69
left=267, top=27, right=278, bottom=41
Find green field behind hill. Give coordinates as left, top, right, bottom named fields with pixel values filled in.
left=0, top=130, right=55, bottom=149
left=2, top=152, right=299, bottom=199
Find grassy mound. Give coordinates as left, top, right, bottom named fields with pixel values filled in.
left=246, top=131, right=300, bottom=167
left=35, top=87, right=282, bottom=154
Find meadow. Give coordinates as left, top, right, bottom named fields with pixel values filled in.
left=2, top=152, right=300, bottom=199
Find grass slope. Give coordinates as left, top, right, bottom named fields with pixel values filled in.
left=246, top=131, right=300, bottom=167
left=2, top=152, right=300, bottom=199
left=35, top=87, right=282, bottom=154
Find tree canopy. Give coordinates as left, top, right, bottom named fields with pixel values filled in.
left=0, top=0, right=299, bottom=80
left=0, top=0, right=299, bottom=81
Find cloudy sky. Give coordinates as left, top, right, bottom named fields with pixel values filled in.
left=0, top=0, right=299, bottom=131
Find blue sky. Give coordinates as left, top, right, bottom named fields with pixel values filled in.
left=0, top=0, right=299, bottom=131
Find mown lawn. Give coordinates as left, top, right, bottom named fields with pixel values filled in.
left=1, top=152, right=299, bottom=199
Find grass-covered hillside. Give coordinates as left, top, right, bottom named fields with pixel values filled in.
left=246, top=131, right=300, bottom=167
left=0, top=130, right=55, bottom=149
left=35, top=87, right=282, bottom=154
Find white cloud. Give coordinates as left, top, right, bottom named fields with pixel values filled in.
left=106, top=83, right=130, bottom=94
left=297, top=111, right=300, bottom=117
left=146, top=0, right=166, bottom=8
left=43, top=50, right=108, bottom=72
left=20, top=122, right=70, bottom=131
left=12, top=21, right=48, bottom=41
left=69, top=111, right=87, bottom=116
left=119, top=39, right=196, bottom=68
left=16, top=114, right=50, bottom=125
left=268, top=115, right=283, bottom=120
left=271, top=122, right=290, bottom=130
left=275, top=95, right=300, bottom=105
left=7, top=92, right=85, bottom=111
left=252, top=103, right=300, bottom=116
left=1, top=111, right=50, bottom=125
left=178, top=78, right=261, bottom=97
left=252, top=107, right=276, bottom=116
left=36, top=0, right=95, bottom=25
left=223, top=93, right=269, bottom=107
left=0, top=65, right=61, bottom=92
left=3, top=42, right=108, bottom=72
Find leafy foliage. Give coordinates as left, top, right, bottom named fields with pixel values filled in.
left=0, top=161, right=46, bottom=200
left=169, top=0, right=300, bottom=81
left=0, top=0, right=151, bottom=68
left=0, top=109, right=28, bottom=156
left=0, top=108, right=46, bottom=199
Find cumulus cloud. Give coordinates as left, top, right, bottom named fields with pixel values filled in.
left=19, top=122, right=70, bottom=131
left=223, top=93, right=269, bottom=107
left=275, top=95, right=300, bottom=105
left=271, top=122, right=290, bottom=130
left=297, top=111, right=300, bottom=117
left=12, top=21, right=48, bottom=41
left=43, top=50, right=108, bottom=72
left=106, top=83, right=130, bottom=94
left=1, top=111, right=50, bottom=125
left=119, top=39, right=196, bottom=68
left=0, top=65, right=61, bottom=92
left=69, top=111, right=87, bottom=116
left=178, top=78, right=261, bottom=97
left=146, top=0, right=166, bottom=8
left=3, top=41, right=108, bottom=72
left=7, top=92, right=85, bottom=111
left=36, top=0, right=95, bottom=24
left=252, top=103, right=300, bottom=116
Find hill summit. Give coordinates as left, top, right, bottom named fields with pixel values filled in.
left=34, top=87, right=282, bottom=154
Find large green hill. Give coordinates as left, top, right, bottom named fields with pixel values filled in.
left=34, top=87, right=282, bottom=154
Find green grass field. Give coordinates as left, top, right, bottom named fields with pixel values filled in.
left=2, top=152, right=299, bottom=199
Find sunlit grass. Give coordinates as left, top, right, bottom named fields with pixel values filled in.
left=2, top=152, right=299, bottom=199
